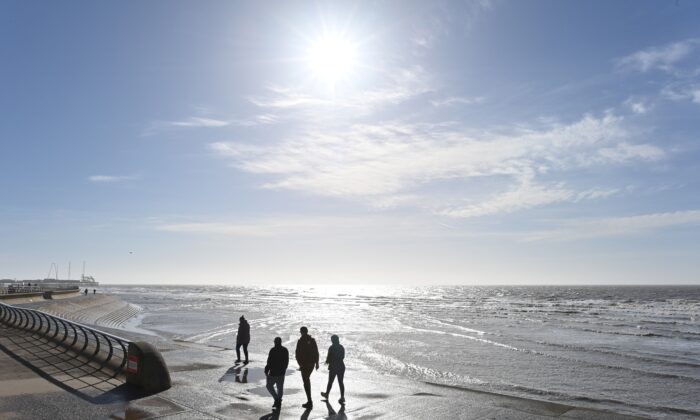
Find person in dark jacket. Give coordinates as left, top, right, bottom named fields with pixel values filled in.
left=236, top=315, right=250, bottom=363
left=295, top=326, right=319, bottom=409
left=321, top=334, right=345, bottom=404
left=265, top=337, right=289, bottom=410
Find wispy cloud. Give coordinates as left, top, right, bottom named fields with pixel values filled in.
left=411, top=0, right=495, bottom=51
left=525, top=210, right=700, bottom=241
left=249, top=67, right=432, bottom=114
left=624, top=97, right=650, bottom=114
left=437, top=177, right=622, bottom=218
left=169, top=117, right=230, bottom=128
left=439, top=177, right=574, bottom=218
left=617, top=39, right=699, bottom=72
left=661, top=83, right=700, bottom=105
left=144, top=114, right=277, bottom=135
left=154, top=215, right=429, bottom=237
left=211, top=113, right=663, bottom=216
left=430, top=96, right=485, bottom=107
left=88, top=175, right=137, bottom=183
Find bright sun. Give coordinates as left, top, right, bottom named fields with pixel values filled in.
left=306, top=34, right=358, bottom=86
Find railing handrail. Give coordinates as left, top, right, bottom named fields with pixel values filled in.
left=0, top=286, right=80, bottom=295
left=0, top=300, right=131, bottom=377
left=0, top=302, right=131, bottom=344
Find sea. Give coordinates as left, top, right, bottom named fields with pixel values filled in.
left=103, top=285, right=700, bottom=419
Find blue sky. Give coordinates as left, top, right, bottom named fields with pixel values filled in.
left=1, top=0, right=699, bottom=284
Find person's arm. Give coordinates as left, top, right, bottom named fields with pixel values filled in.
left=313, top=339, right=320, bottom=369
left=325, top=347, right=331, bottom=365
left=265, top=349, right=272, bottom=375
left=282, top=348, right=289, bottom=371
left=295, top=340, right=300, bottom=364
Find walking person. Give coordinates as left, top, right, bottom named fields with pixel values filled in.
left=236, top=315, right=250, bottom=363
left=264, top=337, right=289, bottom=410
left=295, top=326, right=319, bottom=409
left=321, top=334, right=345, bottom=404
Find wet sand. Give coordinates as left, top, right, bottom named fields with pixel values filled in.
left=0, top=295, right=646, bottom=419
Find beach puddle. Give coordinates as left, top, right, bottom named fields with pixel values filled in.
left=219, top=366, right=267, bottom=383
left=111, top=397, right=187, bottom=419
left=169, top=362, right=221, bottom=372
left=216, top=403, right=258, bottom=416
left=247, top=386, right=301, bottom=397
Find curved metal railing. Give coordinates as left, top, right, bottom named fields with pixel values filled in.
left=0, top=285, right=79, bottom=295
left=0, top=301, right=130, bottom=378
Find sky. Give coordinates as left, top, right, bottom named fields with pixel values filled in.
left=1, top=0, right=699, bottom=285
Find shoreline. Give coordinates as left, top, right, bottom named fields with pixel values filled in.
left=1, top=292, right=683, bottom=419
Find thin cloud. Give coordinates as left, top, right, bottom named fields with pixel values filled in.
left=439, top=179, right=574, bottom=218
left=155, top=215, right=428, bottom=237
left=249, top=67, right=432, bottom=114
left=525, top=210, right=700, bottom=241
left=438, top=178, right=620, bottom=219
left=144, top=114, right=277, bottom=135
left=617, top=39, right=699, bottom=72
left=624, top=97, right=650, bottom=114
left=662, top=84, right=700, bottom=105
left=430, top=96, right=485, bottom=107
left=169, top=117, right=230, bottom=127
left=88, top=175, right=137, bottom=183
left=211, top=113, right=663, bottom=216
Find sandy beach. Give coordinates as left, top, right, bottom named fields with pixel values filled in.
left=2, top=291, right=680, bottom=419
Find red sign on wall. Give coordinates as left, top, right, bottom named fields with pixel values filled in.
left=127, top=355, right=138, bottom=373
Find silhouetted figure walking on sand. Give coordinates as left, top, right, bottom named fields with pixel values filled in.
left=236, top=315, right=250, bottom=363
left=321, top=334, right=345, bottom=404
left=84, top=288, right=88, bottom=295
left=265, top=337, right=289, bottom=410
left=295, top=326, right=319, bottom=409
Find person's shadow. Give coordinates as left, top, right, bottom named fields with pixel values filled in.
left=325, top=401, right=347, bottom=420
left=261, top=407, right=311, bottom=420
left=300, top=408, right=312, bottom=420
left=235, top=367, right=248, bottom=383
left=259, top=410, right=280, bottom=420
left=219, top=365, right=249, bottom=383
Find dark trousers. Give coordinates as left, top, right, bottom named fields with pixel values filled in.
left=236, top=342, right=249, bottom=361
left=266, top=375, right=285, bottom=402
left=326, top=365, right=345, bottom=397
left=300, top=365, right=315, bottom=402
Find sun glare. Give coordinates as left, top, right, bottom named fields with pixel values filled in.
left=306, top=34, right=358, bottom=86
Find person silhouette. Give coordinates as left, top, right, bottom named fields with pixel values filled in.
left=295, top=326, right=319, bottom=409
left=264, top=337, right=289, bottom=410
left=236, top=315, right=250, bottom=363
left=321, top=334, right=345, bottom=404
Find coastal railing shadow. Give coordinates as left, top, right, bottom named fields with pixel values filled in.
left=0, top=301, right=147, bottom=404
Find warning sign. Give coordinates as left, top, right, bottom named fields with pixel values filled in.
left=127, top=355, right=138, bottom=373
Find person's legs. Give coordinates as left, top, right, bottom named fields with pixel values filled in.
left=235, top=342, right=242, bottom=361
left=337, top=368, right=345, bottom=400
left=301, top=366, right=313, bottom=403
left=325, top=370, right=337, bottom=395
left=266, top=375, right=279, bottom=401
left=242, top=343, right=249, bottom=362
left=276, top=375, right=285, bottom=401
